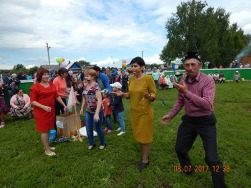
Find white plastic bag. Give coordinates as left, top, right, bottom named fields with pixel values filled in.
left=79, top=127, right=97, bottom=137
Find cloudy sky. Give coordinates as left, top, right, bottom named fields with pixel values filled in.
left=0, top=0, right=251, bottom=69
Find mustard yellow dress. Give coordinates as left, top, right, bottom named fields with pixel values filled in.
left=128, top=74, right=157, bottom=143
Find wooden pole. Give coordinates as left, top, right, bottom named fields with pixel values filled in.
left=73, top=98, right=82, bottom=141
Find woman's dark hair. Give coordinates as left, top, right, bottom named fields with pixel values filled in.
left=92, top=65, right=102, bottom=72
left=36, top=68, right=49, bottom=82
left=14, top=88, right=22, bottom=95
left=130, top=57, right=145, bottom=66
left=58, top=68, right=68, bottom=76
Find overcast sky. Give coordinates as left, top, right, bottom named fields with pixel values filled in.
left=0, top=0, right=250, bottom=69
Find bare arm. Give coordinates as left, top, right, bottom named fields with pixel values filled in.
left=94, top=90, right=102, bottom=122
left=56, top=97, right=68, bottom=110
left=80, top=97, right=85, bottom=115
left=112, top=91, right=130, bottom=99
left=31, top=101, right=51, bottom=112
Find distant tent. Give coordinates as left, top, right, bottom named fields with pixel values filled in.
left=110, top=58, right=132, bottom=68
left=66, top=62, right=82, bottom=72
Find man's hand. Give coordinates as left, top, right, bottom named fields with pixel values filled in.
left=161, top=115, right=171, bottom=125
left=173, top=81, right=188, bottom=94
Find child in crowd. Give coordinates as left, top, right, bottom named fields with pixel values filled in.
left=83, top=79, right=88, bottom=88
left=0, top=83, right=9, bottom=128
left=101, top=89, right=112, bottom=134
left=75, top=81, right=84, bottom=112
left=110, top=82, right=125, bottom=136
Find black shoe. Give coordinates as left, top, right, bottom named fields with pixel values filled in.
left=138, top=160, right=149, bottom=172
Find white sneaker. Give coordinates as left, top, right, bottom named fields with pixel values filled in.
left=117, top=131, right=125, bottom=136
left=116, top=128, right=121, bottom=132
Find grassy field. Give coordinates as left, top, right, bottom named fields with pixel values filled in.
left=0, top=82, right=251, bottom=188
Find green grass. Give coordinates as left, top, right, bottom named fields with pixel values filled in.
left=1, top=82, right=251, bottom=188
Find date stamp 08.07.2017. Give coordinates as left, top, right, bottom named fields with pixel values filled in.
left=173, top=165, right=231, bottom=173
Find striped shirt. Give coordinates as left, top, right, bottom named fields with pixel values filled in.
left=168, top=72, right=215, bottom=118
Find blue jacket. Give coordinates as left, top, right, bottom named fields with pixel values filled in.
left=111, top=69, right=117, bottom=78
left=97, top=73, right=112, bottom=91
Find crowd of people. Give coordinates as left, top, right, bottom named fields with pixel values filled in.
left=1, top=53, right=242, bottom=187
left=0, top=71, right=34, bottom=128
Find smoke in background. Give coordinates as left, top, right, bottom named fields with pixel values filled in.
left=236, top=41, right=251, bottom=62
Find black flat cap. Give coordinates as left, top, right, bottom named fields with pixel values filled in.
left=183, top=52, right=201, bottom=62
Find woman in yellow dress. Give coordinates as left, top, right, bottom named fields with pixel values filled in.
left=113, top=57, right=157, bottom=171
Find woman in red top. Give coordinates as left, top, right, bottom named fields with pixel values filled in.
left=30, top=68, right=68, bottom=156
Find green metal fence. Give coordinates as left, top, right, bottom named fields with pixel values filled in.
left=163, top=68, right=251, bottom=81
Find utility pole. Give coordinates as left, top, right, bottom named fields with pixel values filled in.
left=142, top=51, right=144, bottom=58
left=46, top=43, right=51, bottom=69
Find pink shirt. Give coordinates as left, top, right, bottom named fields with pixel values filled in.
left=53, top=76, right=67, bottom=98
left=10, top=94, right=30, bottom=108
left=168, top=73, right=215, bottom=118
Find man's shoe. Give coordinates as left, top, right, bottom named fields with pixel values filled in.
left=116, top=128, right=121, bottom=132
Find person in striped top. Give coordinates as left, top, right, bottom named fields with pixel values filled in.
left=161, top=52, right=226, bottom=188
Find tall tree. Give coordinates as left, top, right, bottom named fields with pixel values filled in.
left=27, top=66, right=38, bottom=76
left=160, top=0, right=248, bottom=68
left=12, top=64, right=27, bottom=73
left=75, top=60, right=91, bottom=68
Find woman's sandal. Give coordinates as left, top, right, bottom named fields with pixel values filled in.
left=44, top=147, right=56, bottom=151
left=45, top=150, right=56, bottom=156
left=50, top=147, right=55, bottom=151
left=88, top=145, right=96, bottom=150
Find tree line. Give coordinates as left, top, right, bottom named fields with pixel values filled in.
left=160, top=0, right=251, bottom=68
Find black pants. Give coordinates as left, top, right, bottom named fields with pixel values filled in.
left=175, top=114, right=226, bottom=188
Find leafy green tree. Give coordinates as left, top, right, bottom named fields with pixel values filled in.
left=160, top=0, right=248, bottom=68
left=12, top=64, right=27, bottom=74
left=27, top=66, right=38, bottom=76
left=75, top=60, right=91, bottom=68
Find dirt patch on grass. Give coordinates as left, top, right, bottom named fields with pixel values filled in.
left=244, top=106, right=251, bottom=111
left=160, top=182, right=173, bottom=188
